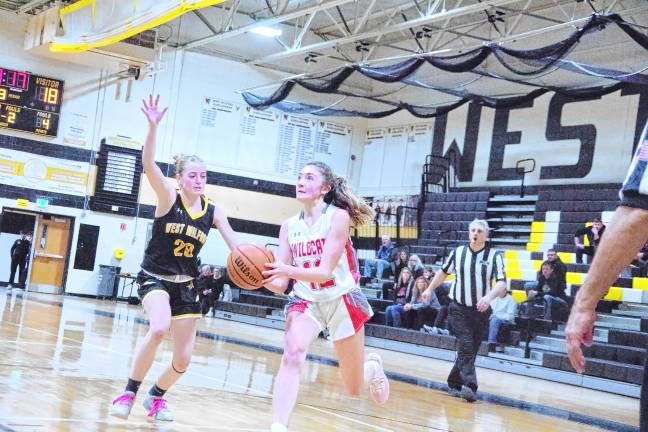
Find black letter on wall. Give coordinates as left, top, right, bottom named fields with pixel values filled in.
left=432, top=103, right=482, bottom=182
left=540, top=94, right=598, bottom=180
left=487, top=100, right=534, bottom=181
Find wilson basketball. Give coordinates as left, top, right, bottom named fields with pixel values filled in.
left=226, top=244, right=275, bottom=290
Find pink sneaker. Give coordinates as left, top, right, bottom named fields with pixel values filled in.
left=109, top=391, right=135, bottom=419
left=366, top=353, right=390, bottom=404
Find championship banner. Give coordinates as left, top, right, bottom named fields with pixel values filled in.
left=0, top=148, right=89, bottom=196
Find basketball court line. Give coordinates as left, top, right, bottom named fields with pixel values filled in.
left=0, top=416, right=268, bottom=431
left=0, top=311, right=399, bottom=431
left=1, top=292, right=639, bottom=432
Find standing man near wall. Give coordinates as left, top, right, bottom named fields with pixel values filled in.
left=423, top=219, right=506, bottom=402
left=8, top=229, right=32, bottom=291
left=566, top=120, right=648, bottom=431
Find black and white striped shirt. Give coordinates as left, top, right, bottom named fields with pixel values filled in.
left=442, top=245, right=506, bottom=307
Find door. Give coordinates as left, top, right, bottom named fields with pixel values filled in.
left=29, top=214, right=72, bottom=294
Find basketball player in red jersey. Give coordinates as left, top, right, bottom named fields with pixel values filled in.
left=263, top=161, right=390, bottom=432
left=109, top=95, right=239, bottom=421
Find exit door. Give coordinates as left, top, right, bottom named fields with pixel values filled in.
left=29, top=214, right=72, bottom=294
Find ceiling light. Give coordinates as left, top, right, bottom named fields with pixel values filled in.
left=250, top=26, right=283, bottom=38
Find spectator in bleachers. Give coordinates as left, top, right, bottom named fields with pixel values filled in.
left=418, top=266, right=451, bottom=333
left=423, top=266, right=434, bottom=284
left=363, top=234, right=396, bottom=281
left=524, top=248, right=567, bottom=292
left=545, top=249, right=567, bottom=283
left=420, top=269, right=452, bottom=335
left=196, top=264, right=214, bottom=316
left=208, top=266, right=225, bottom=316
left=408, top=254, right=425, bottom=280
left=403, top=276, right=438, bottom=329
left=528, top=262, right=568, bottom=321
left=574, top=218, right=606, bottom=264
left=392, top=250, right=409, bottom=282
left=487, top=290, right=517, bottom=352
left=384, top=267, right=413, bottom=327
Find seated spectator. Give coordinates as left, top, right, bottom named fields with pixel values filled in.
left=196, top=264, right=213, bottom=315
left=408, top=254, right=425, bottom=280
left=528, top=262, right=569, bottom=321
left=487, top=290, right=517, bottom=351
left=574, top=218, right=605, bottom=264
left=631, top=241, right=648, bottom=277
left=392, top=249, right=409, bottom=282
left=420, top=275, right=451, bottom=335
left=524, top=248, right=567, bottom=291
left=403, top=276, right=435, bottom=329
left=363, top=234, right=396, bottom=281
left=545, top=248, right=566, bottom=283
left=384, top=267, right=413, bottom=327
left=423, top=266, right=434, bottom=284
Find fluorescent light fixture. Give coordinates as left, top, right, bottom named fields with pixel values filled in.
left=250, top=26, right=283, bottom=37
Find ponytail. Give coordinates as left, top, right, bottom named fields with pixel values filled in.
left=307, top=161, right=374, bottom=227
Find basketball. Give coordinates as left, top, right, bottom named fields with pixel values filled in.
left=226, top=244, right=275, bottom=290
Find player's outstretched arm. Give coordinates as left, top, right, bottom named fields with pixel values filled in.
left=141, top=94, right=174, bottom=213
left=212, top=205, right=240, bottom=252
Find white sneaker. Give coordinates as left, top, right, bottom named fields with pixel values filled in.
left=109, top=391, right=135, bottom=419
left=366, top=353, right=390, bottom=404
left=270, top=422, right=288, bottom=432
left=143, top=393, right=174, bottom=421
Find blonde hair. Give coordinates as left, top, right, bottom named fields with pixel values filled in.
left=305, top=161, right=374, bottom=227
left=173, top=154, right=204, bottom=176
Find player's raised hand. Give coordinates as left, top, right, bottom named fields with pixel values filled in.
left=141, top=94, right=168, bottom=126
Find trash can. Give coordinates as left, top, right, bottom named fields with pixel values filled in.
left=97, top=265, right=120, bottom=299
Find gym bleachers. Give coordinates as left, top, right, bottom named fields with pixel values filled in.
left=412, top=191, right=489, bottom=265
left=217, top=186, right=647, bottom=394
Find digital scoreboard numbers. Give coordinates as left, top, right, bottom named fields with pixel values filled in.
left=0, top=67, right=63, bottom=137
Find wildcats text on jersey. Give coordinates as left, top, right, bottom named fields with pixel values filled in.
left=290, top=238, right=326, bottom=258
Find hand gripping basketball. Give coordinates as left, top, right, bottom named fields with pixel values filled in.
left=226, top=244, right=275, bottom=290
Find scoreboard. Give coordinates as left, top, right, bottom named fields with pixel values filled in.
left=0, top=67, right=64, bottom=137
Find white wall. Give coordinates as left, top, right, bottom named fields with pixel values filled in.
left=0, top=10, right=369, bottom=296
left=362, top=89, right=646, bottom=194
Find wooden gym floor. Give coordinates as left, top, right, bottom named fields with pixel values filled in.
left=0, top=289, right=639, bottom=431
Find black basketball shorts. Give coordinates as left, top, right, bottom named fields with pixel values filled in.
left=136, top=270, right=202, bottom=319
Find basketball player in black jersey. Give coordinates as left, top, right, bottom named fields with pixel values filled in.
left=110, top=95, right=239, bottom=421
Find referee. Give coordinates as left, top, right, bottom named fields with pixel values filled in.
left=423, top=219, right=506, bottom=402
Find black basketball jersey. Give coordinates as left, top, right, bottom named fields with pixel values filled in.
left=141, top=194, right=215, bottom=278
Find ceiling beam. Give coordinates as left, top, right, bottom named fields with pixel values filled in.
left=16, top=0, right=52, bottom=14
left=182, top=0, right=357, bottom=49
left=239, top=2, right=648, bottom=93
left=250, top=0, right=524, bottom=65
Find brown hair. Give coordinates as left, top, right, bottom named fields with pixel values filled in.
left=173, top=154, right=204, bottom=176
left=305, top=161, right=374, bottom=227
left=397, top=266, right=411, bottom=286
left=413, top=276, right=427, bottom=298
